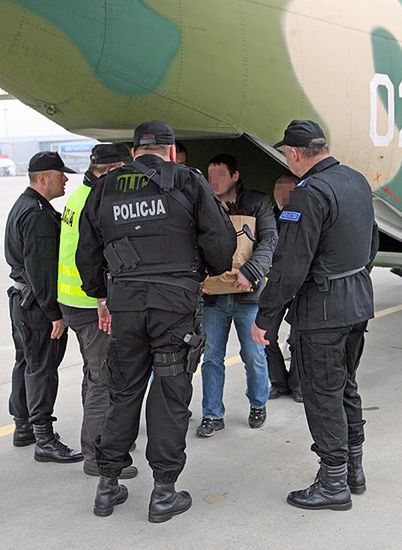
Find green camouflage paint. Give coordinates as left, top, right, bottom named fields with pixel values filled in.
left=12, top=0, right=179, bottom=95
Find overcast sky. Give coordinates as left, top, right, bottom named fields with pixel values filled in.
left=0, top=99, right=79, bottom=139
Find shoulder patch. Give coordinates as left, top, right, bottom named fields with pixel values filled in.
left=279, top=210, right=302, bottom=222
left=296, top=177, right=310, bottom=188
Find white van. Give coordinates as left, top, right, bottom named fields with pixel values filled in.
left=0, top=158, right=16, bottom=176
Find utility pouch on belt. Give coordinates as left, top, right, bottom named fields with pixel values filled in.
left=103, top=236, right=142, bottom=275
left=19, top=284, right=35, bottom=310
left=183, top=331, right=206, bottom=374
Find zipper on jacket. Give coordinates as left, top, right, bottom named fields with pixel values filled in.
left=323, top=297, right=327, bottom=321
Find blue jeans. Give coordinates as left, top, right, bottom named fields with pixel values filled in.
left=201, top=295, right=269, bottom=419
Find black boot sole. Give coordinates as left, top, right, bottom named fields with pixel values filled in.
left=84, top=466, right=138, bottom=479
left=34, top=454, right=84, bottom=464
left=13, top=438, right=36, bottom=447
left=349, top=484, right=366, bottom=495
left=93, top=492, right=129, bottom=517
left=286, top=497, right=352, bottom=511
left=148, top=500, right=192, bottom=523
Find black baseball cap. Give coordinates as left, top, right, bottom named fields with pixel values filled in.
left=28, top=151, right=76, bottom=173
left=274, top=120, right=327, bottom=149
left=90, top=143, right=131, bottom=164
left=133, top=120, right=175, bottom=147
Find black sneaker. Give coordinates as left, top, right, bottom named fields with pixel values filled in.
left=248, top=405, right=267, bottom=429
left=196, top=417, right=224, bottom=438
left=269, top=387, right=289, bottom=399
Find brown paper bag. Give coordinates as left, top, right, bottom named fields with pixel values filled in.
left=203, top=215, right=256, bottom=295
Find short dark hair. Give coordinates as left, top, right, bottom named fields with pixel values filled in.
left=135, top=143, right=171, bottom=155
left=275, top=174, right=299, bottom=186
left=175, top=141, right=187, bottom=155
left=90, top=161, right=124, bottom=176
left=208, top=153, right=239, bottom=176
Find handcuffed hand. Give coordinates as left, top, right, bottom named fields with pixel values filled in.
left=226, top=268, right=253, bottom=292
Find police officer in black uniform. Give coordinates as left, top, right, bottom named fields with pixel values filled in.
left=5, top=152, right=83, bottom=463
left=76, top=121, right=236, bottom=521
left=252, top=120, right=377, bottom=511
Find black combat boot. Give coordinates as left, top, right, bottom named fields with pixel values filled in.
left=93, top=475, right=128, bottom=517
left=34, top=423, right=83, bottom=463
left=315, top=446, right=366, bottom=495
left=287, top=463, right=352, bottom=510
left=314, top=459, right=323, bottom=483
left=148, top=482, right=192, bottom=523
left=13, top=418, right=35, bottom=447
left=347, top=444, right=366, bottom=494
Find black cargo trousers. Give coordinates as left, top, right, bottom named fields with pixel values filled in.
left=294, top=321, right=368, bottom=466
left=96, top=308, right=195, bottom=484
left=264, top=303, right=300, bottom=393
left=8, top=287, right=67, bottom=424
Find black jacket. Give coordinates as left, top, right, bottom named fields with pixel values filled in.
left=76, top=155, right=237, bottom=313
left=256, top=157, right=376, bottom=338
left=5, top=187, right=62, bottom=322
left=204, top=183, right=278, bottom=305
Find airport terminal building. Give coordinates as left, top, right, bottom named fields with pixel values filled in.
left=0, top=135, right=97, bottom=174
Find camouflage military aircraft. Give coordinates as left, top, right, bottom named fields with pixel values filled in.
left=0, top=0, right=401, bottom=265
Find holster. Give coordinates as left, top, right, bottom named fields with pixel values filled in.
left=153, top=349, right=187, bottom=377
left=183, top=293, right=205, bottom=373
left=183, top=331, right=205, bottom=374
left=19, top=284, right=35, bottom=310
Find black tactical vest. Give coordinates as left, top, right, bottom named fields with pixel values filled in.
left=307, top=164, right=374, bottom=280
left=98, top=163, right=199, bottom=280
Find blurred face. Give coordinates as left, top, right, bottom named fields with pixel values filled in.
left=273, top=177, right=297, bottom=208
left=208, top=163, right=239, bottom=198
left=43, top=170, right=68, bottom=199
left=176, top=151, right=187, bottom=164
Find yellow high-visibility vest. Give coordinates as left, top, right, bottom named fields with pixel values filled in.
left=58, top=184, right=98, bottom=308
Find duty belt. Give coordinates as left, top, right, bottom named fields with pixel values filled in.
left=327, top=266, right=366, bottom=280
left=314, top=266, right=366, bottom=293
left=13, top=281, right=27, bottom=291
left=114, top=275, right=200, bottom=293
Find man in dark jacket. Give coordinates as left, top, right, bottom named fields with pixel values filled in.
left=252, top=120, right=377, bottom=511
left=76, top=121, right=237, bottom=521
left=5, top=151, right=83, bottom=463
left=58, top=143, right=137, bottom=479
left=196, top=154, right=278, bottom=437
left=265, top=174, right=302, bottom=403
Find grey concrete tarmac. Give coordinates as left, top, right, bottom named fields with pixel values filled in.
left=0, top=176, right=401, bottom=549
